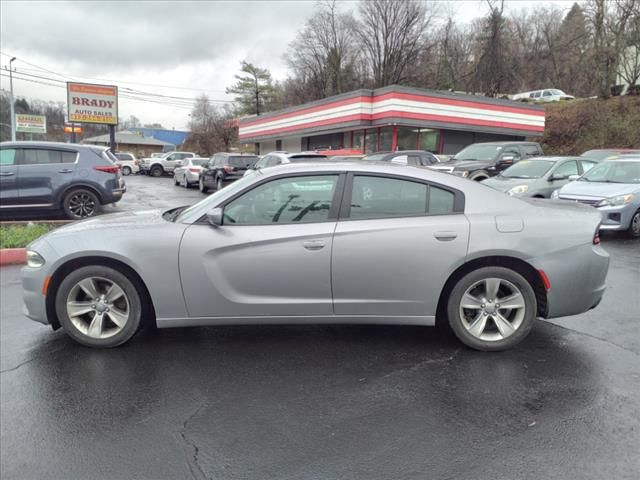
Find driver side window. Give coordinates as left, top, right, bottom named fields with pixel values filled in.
left=553, top=161, right=578, bottom=178
left=223, top=175, right=338, bottom=225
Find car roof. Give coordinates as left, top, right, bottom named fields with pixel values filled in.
left=366, top=150, right=433, bottom=156
left=469, top=141, right=539, bottom=146
left=1, top=141, right=105, bottom=151
left=520, top=156, right=582, bottom=161
left=214, top=152, right=258, bottom=156
left=607, top=157, right=640, bottom=162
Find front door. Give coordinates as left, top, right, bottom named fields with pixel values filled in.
left=17, top=147, right=78, bottom=206
left=179, top=173, right=343, bottom=318
left=0, top=147, right=19, bottom=206
left=332, top=174, right=470, bottom=316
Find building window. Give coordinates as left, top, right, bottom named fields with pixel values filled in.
left=365, top=129, right=377, bottom=154
left=353, top=131, right=364, bottom=151
left=379, top=127, right=393, bottom=152
left=397, top=127, right=419, bottom=150
left=419, top=129, right=438, bottom=152
left=275, top=139, right=282, bottom=151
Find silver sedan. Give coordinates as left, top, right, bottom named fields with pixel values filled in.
left=173, top=157, right=209, bottom=188
left=22, top=162, right=610, bottom=350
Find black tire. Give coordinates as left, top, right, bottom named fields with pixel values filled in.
left=63, top=188, right=100, bottom=220
left=122, top=166, right=132, bottom=176
left=469, top=170, right=490, bottom=181
left=150, top=165, right=163, bottom=177
left=199, top=176, right=209, bottom=193
left=216, top=176, right=223, bottom=191
left=54, top=265, right=143, bottom=348
left=174, top=175, right=180, bottom=186
left=446, top=266, right=537, bottom=351
left=182, top=175, right=189, bottom=188
left=629, top=210, right=640, bottom=237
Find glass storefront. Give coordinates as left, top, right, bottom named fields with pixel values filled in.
left=353, top=130, right=364, bottom=152
left=379, top=127, right=393, bottom=152
left=419, top=129, right=438, bottom=152
left=365, top=129, right=377, bottom=154
left=397, top=127, right=418, bottom=150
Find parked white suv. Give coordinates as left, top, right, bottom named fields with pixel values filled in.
left=140, top=151, right=196, bottom=177
left=113, top=152, right=139, bottom=176
left=512, top=89, right=574, bottom=102
left=243, top=151, right=328, bottom=176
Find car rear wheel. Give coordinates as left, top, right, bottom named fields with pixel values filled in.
left=150, top=165, right=163, bottom=177
left=181, top=175, right=189, bottom=188
left=122, top=166, right=132, bottom=176
left=216, top=176, right=223, bottom=191
left=630, top=210, right=640, bottom=237
left=63, top=189, right=100, bottom=220
left=55, top=265, right=143, bottom=348
left=447, top=266, right=536, bottom=351
left=174, top=174, right=180, bottom=186
left=199, top=177, right=208, bottom=193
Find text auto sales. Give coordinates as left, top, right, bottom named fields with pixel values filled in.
left=70, top=97, right=115, bottom=116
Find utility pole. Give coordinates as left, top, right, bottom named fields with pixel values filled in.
left=9, top=57, right=16, bottom=142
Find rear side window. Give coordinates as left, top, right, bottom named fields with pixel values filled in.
left=288, top=155, right=328, bottom=162
left=349, top=176, right=457, bottom=220
left=0, top=149, right=16, bottom=165
left=522, top=145, right=540, bottom=157
left=22, top=149, right=76, bottom=165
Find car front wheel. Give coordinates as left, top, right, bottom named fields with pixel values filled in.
left=446, top=266, right=536, bottom=351
left=629, top=210, right=640, bottom=237
left=55, top=265, right=143, bottom=348
left=150, top=165, right=163, bottom=177
left=469, top=170, right=490, bottom=181
left=122, top=166, right=132, bottom=176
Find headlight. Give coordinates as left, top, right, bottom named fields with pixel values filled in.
left=551, top=189, right=560, bottom=199
left=26, top=250, right=45, bottom=268
left=597, top=193, right=634, bottom=207
left=507, top=185, right=529, bottom=196
left=453, top=170, right=469, bottom=177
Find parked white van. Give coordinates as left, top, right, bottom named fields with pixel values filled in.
left=512, top=89, right=575, bottom=102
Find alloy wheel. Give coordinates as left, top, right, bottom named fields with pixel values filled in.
left=458, top=277, right=526, bottom=341
left=631, top=211, right=640, bottom=236
left=66, top=276, right=130, bottom=339
left=68, top=192, right=97, bottom=218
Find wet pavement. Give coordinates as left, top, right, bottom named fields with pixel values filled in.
left=1, top=179, right=639, bottom=479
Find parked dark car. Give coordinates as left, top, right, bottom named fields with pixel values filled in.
left=199, top=153, right=258, bottom=192
left=362, top=150, right=439, bottom=167
left=580, top=149, right=640, bottom=161
left=432, top=141, right=544, bottom=181
left=0, top=141, right=125, bottom=219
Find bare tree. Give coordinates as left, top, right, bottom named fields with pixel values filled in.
left=185, top=95, right=238, bottom=155
left=355, top=0, right=436, bottom=87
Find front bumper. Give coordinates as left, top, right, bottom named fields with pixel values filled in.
left=530, top=243, right=609, bottom=319
left=21, top=241, right=59, bottom=326
left=597, top=204, right=636, bottom=231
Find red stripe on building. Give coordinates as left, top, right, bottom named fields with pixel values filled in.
left=240, top=92, right=544, bottom=129
left=239, top=111, right=544, bottom=139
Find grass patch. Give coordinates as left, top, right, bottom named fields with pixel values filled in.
left=0, top=224, right=56, bottom=249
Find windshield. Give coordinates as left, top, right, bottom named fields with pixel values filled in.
left=362, top=153, right=389, bottom=161
left=175, top=173, right=259, bottom=222
left=230, top=156, right=258, bottom=167
left=453, top=145, right=502, bottom=161
left=192, top=159, right=208, bottom=166
left=501, top=160, right=554, bottom=178
left=579, top=161, right=640, bottom=184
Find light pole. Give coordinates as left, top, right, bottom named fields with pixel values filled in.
left=9, top=57, right=16, bottom=141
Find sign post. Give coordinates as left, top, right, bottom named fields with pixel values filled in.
left=67, top=82, right=118, bottom=149
left=15, top=114, right=47, bottom=135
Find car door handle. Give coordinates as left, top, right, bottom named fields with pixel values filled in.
left=58, top=169, right=74, bottom=173
left=303, top=240, right=325, bottom=251
left=434, top=231, right=458, bottom=241
left=0, top=171, right=15, bottom=176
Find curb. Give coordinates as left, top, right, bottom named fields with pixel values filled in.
left=0, top=248, right=27, bottom=266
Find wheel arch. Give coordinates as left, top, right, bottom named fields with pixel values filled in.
left=58, top=183, right=105, bottom=207
left=46, top=255, right=156, bottom=330
left=435, top=255, right=548, bottom=326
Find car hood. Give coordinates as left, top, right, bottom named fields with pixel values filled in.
left=559, top=181, right=638, bottom=198
left=482, top=176, right=538, bottom=191
left=433, top=159, right=493, bottom=170
left=46, top=209, right=169, bottom=237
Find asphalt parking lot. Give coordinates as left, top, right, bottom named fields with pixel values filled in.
left=1, top=175, right=639, bottom=479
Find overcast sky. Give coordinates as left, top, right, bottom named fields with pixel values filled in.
left=1, top=0, right=579, bottom=130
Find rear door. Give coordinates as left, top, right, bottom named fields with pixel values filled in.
left=0, top=147, right=19, bottom=206
left=332, top=173, right=469, bottom=317
left=17, top=147, right=78, bottom=206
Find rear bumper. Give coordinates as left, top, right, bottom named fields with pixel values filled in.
left=530, top=243, right=610, bottom=319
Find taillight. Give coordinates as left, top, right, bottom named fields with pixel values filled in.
left=593, top=224, right=601, bottom=245
left=189, top=167, right=200, bottom=173
left=134, top=160, right=139, bottom=165
left=223, top=165, right=234, bottom=173
left=94, top=165, right=120, bottom=174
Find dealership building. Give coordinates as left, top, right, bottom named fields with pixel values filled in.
left=239, top=86, right=545, bottom=155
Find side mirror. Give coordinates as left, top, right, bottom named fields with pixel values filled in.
left=568, top=174, right=580, bottom=181
left=206, top=207, right=223, bottom=226
left=500, top=155, right=516, bottom=162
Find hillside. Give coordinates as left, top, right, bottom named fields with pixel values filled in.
left=538, top=96, right=640, bottom=155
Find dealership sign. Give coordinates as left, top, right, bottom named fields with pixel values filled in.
left=67, top=82, right=118, bottom=125
left=16, top=114, right=47, bottom=134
